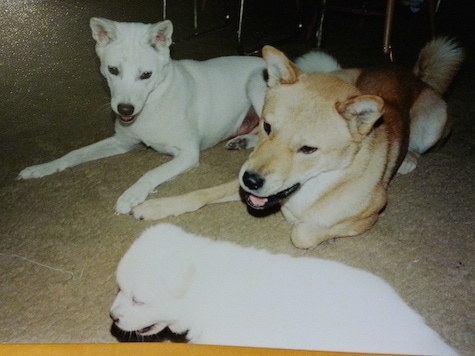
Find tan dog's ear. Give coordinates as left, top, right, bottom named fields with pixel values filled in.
left=262, top=45, right=302, bottom=87
left=336, top=95, right=385, bottom=138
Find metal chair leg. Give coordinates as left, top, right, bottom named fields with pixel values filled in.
left=237, top=0, right=245, bottom=54
left=316, top=0, right=327, bottom=48
left=383, top=0, right=395, bottom=61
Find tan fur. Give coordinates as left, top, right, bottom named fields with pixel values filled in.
left=132, top=39, right=464, bottom=249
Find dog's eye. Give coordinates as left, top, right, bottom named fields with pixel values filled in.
left=298, top=146, right=318, bottom=154
left=263, top=121, right=271, bottom=135
left=140, top=72, right=152, bottom=80
left=132, top=297, right=144, bottom=306
left=108, top=66, right=119, bottom=76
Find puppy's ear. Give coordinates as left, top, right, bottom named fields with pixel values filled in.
left=90, top=17, right=117, bottom=47
left=262, top=45, right=302, bottom=87
left=161, top=263, right=195, bottom=299
left=336, top=95, right=385, bottom=139
left=149, top=20, right=173, bottom=50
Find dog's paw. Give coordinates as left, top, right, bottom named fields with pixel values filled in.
left=18, top=162, right=62, bottom=179
left=397, top=152, right=419, bottom=175
left=132, top=199, right=174, bottom=220
left=225, top=134, right=258, bottom=150
left=291, top=223, right=335, bottom=249
left=115, top=185, right=151, bottom=215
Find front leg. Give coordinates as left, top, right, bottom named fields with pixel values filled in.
left=132, top=179, right=240, bottom=220
left=291, top=214, right=379, bottom=249
left=18, top=135, right=137, bottom=179
left=115, top=149, right=200, bottom=214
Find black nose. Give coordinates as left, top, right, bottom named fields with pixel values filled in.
left=242, top=171, right=265, bottom=191
left=117, top=103, right=135, bottom=116
left=109, top=312, right=119, bottom=323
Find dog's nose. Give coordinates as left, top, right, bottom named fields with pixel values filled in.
left=109, top=312, right=119, bottom=323
left=242, top=171, right=265, bottom=191
left=117, top=103, right=135, bottom=116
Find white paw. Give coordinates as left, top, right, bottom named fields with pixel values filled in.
left=18, top=162, right=63, bottom=179
left=397, top=152, right=419, bottom=175
left=115, top=185, right=151, bottom=215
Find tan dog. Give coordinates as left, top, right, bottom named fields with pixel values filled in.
left=132, top=38, right=464, bottom=249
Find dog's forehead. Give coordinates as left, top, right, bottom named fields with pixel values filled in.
left=114, top=22, right=153, bottom=42
left=101, top=41, right=157, bottom=68
left=264, top=73, right=360, bottom=120
left=303, top=73, right=360, bottom=100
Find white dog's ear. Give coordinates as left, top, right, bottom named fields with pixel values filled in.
left=263, top=45, right=302, bottom=87
left=336, top=95, right=385, bottom=138
left=161, top=263, right=195, bottom=299
left=149, top=20, right=173, bottom=49
left=90, top=17, right=117, bottom=47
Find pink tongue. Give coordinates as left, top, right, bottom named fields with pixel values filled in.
left=249, top=194, right=268, bottom=207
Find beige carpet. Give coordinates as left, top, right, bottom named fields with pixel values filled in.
left=1, top=0, right=473, bottom=353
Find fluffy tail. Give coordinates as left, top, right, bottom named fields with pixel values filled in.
left=295, top=51, right=341, bottom=74
left=413, top=37, right=465, bottom=94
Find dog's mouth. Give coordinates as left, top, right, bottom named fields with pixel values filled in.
left=243, top=183, right=301, bottom=210
left=137, top=324, right=159, bottom=336
left=118, top=115, right=137, bottom=124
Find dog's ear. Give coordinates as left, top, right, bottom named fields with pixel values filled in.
left=160, top=263, right=196, bottom=299
left=262, top=45, right=302, bottom=87
left=149, top=20, right=174, bottom=49
left=336, top=95, right=385, bottom=138
left=90, top=17, right=117, bottom=47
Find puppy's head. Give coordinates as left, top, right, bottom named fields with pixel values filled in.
left=240, top=46, right=384, bottom=210
left=110, top=224, right=195, bottom=337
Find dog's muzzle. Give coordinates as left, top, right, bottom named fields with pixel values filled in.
left=241, top=171, right=301, bottom=210
left=117, top=103, right=137, bottom=124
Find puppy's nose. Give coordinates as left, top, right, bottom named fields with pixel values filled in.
left=109, top=312, right=119, bottom=323
left=242, top=171, right=265, bottom=191
left=117, top=103, right=135, bottom=116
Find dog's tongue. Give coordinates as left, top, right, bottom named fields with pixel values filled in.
left=120, top=115, right=134, bottom=122
left=249, top=194, right=268, bottom=208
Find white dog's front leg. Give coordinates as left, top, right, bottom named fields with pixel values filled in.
left=18, top=136, right=138, bottom=179
left=115, top=151, right=200, bottom=214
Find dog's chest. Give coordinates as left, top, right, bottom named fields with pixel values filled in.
left=282, top=171, right=345, bottom=221
left=118, top=115, right=185, bottom=155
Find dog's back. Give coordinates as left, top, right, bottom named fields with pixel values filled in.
left=119, top=224, right=457, bottom=354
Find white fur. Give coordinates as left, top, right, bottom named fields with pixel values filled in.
left=111, top=223, right=456, bottom=355
left=18, top=18, right=267, bottom=214
left=18, top=18, right=341, bottom=215
left=294, top=50, right=341, bottom=74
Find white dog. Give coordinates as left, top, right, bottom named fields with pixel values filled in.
left=110, top=224, right=456, bottom=354
left=17, top=17, right=340, bottom=214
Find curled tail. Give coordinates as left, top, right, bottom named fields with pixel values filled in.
left=413, top=37, right=465, bottom=94
left=295, top=51, right=341, bottom=74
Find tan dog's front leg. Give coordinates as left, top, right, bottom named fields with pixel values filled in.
left=290, top=223, right=336, bottom=249
left=132, top=179, right=240, bottom=220
left=291, top=214, right=380, bottom=249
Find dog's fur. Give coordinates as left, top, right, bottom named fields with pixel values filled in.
left=16, top=19, right=259, bottom=213
left=18, top=18, right=268, bottom=214
left=132, top=38, right=464, bottom=249
left=110, top=223, right=456, bottom=354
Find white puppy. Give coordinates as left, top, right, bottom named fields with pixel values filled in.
left=18, top=18, right=341, bottom=215
left=111, top=224, right=456, bottom=354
